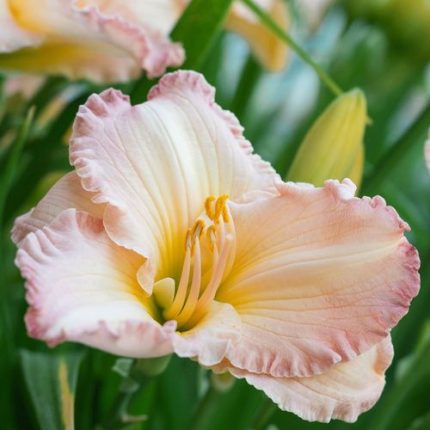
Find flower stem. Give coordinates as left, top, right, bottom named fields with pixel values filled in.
left=190, top=386, right=220, bottom=430
left=250, top=397, right=277, bottom=430
left=230, top=54, right=262, bottom=120
left=241, top=0, right=343, bottom=97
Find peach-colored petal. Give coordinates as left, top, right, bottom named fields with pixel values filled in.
left=3, top=74, right=44, bottom=98
left=12, top=172, right=103, bottom=245
left=76, top=0, right=183, bottom=34
left=173, top=301, right=242, bottom=367
left=70, top=71, right=279, bottom=272
left=16, top=209, right=175, bottom=357
left=0, top=0, right=41, bottom=51
left=216, top=180, right=419, bottom=377
left=228, top=0, right=289, bottom=72
left=229, top=337, right=394, bottom=423
left=0, top=0, right=184, bottom=81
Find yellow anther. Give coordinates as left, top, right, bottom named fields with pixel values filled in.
left=222, top=206, right=230, bottom=223
left=204, top=196, right=216, bottom=220
left=214, top=195, right=229, bottom=221
left=191, top=219, right=205, bottom=238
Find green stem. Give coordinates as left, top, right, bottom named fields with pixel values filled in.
left=190, top=387, right=220, bottom=430
left=371, top=340, right=430, bottom=430
left=242, top=0, right=343, bottom=97
left=250, top=397, right=276, bottom=430
left=0, top=107, right=34, bottom=226
left=104, top=377, right=142, bottom=430
left=230, top=54, right=262, bottom=120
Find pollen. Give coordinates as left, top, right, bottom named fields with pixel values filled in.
left=162, top=195, right=236, bottom=329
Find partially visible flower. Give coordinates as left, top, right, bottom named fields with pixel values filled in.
left=3, top=74, right=44, bottom=98
left=14, top=71, right=419, bottom=422
left=0, top=0, right=185, bottom=82
left=227, top=0, right=289, bottom=72
left=288, top=89, right=367, bottom=187
left=0, top=0, right=289, bottom=82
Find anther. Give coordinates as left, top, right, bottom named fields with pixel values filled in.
left=204, top=196, right=216, bottom=220
left=214, top=195, right=229, bottom=221
left=191, top=219, right=205, bottom=239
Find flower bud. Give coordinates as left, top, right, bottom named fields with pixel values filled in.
left=287, top=89, right=367, bottom=187
left=210, top=371, right=235, bottom=392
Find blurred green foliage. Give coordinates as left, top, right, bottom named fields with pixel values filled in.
left=1, top=0, right=430, bottom=429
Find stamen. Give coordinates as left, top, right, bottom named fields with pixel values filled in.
left=162, top=195, right=236, bottom=329
left=163, top=232, right=192, bottom=320
left=191, top=219, right=205, bottom=241
left=214, top=195, right=229, bottom=222
left=175, top=238, right=202, bottom=326
left=204, top=196, right=216, bottom=220
left=187, top=235, right=234, bottom=327
left=206, top=225, right=217, bottom=252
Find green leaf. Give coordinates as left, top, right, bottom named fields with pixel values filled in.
left=171, top=0, right=233, bottom=70
left=131, top=0, right=234, bottom=102
left=407, top=412, right=430, bottom=430
left=0, top=107, right=34, bottom=226
left=20, top=350, right=84, bottom=430
left=369, top=322, right=430, bottom=430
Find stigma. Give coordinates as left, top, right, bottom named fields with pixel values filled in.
left=154, top=195, right=236, bottom=330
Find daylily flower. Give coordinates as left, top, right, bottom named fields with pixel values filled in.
left=0, top=0, right=288, bottom=82
left=14, top=71, right=419, bottom=422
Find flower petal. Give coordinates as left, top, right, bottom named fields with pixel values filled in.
left=229, top=336, right=393, bottom=423
left=12, top=172, right=103, bottom=245
left=70, top=71, right=279, bottom=271
left=75, top=0, right=183, bottom=34
left=227, top=0, right=289, bottom=72
left=1, top=0, right=184, bottom=81
left=0, top=0, right=41, bottom=52
left=173, top=301, right=242, bottom=367
left=217, top=180, right=419, bottom=377
left=16, top=208, right=175, bottom=357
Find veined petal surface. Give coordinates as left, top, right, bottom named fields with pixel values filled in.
left=229, top=337, right=393, bottom=423
left=217, top=180, right=419, bottom=377
left=16, top=209, right=175, bottom=357
left=70, top=71, right=279, bottom=276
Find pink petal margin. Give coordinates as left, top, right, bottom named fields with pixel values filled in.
left=77, top=4, right=184, bottom=79
left=216, top=179, right=420, bottom=378
left=16, top=209, right=175, bottom=357
left=228, top=336, right=394, bottom=423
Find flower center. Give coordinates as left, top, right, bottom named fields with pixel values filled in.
left=153, top=195, right=236, bottom=330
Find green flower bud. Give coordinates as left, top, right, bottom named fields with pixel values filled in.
left=288, top=89, right=367, bottom=187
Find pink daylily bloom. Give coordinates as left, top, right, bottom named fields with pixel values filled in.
left=0, top=0, right=288, bottom=82
left=14, top=71, right=420, bottom=422
left=0, top=0, right=185, bottom=82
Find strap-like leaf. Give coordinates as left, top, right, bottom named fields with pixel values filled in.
left=20, top=350, right=84, bottom=430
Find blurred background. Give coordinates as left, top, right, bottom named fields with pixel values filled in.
left=1, top=0, right=430, bottom=429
